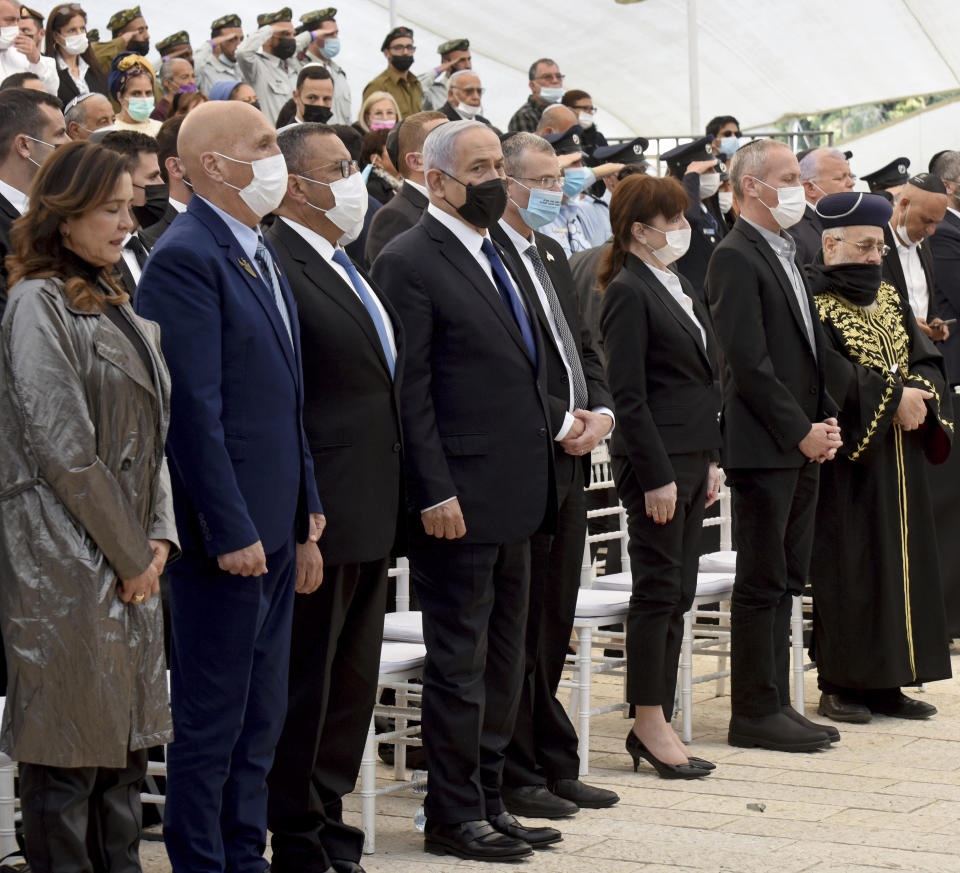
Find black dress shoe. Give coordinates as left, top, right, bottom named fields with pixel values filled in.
left=488, top=811, right=561, bottom=848
left=502, top=784, right=578, bottom=819
left=331, top=861, right=366, bottom=873
left=865, top=690, right=937, bottom=719
left=728, top=711, right=832, bottom=752
left=818, top=693, right=872, bottom=724
left=549, top=778, right=619, bottom=808
left=424, top=819, right=532, bottom=861
left=782, top=704, right=841, bottom=740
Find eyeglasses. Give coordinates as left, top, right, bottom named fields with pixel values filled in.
left=535, top=72, right=564, bottom=83
left=512, top=175, right=563, bottom=189
left=721, top=129, right=742, bottom=137
left=838, top=239, right=890, bottom=256
left=389, top=44, right=415, bottom=54
left=302, top=159, right=359, bottom=180
left=574, top=105, right=598, bottom=114
left=454, top=86, right=484, bottom=96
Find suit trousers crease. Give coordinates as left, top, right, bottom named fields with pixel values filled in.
left=267, top=558, right=389, bottom=872
left=163, top=538, right=297, bottom=873
left=616, top=452, right=710, bottom=719
left=409, top=531, right=531, bottom=824
left=725, top=465, right=819, bottom=717
left=503, top=458, right=585, bottom=787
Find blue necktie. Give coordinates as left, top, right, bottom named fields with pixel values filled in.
left=480, top=237, right=537, bottom=364
left=331, top=248, right=396, bottom=378
left=254, top=236, right=293, bottom=346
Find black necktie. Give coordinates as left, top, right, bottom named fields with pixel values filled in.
left=125, top=234, right=149, bottom=269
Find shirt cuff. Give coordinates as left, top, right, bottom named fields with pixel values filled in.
left=421, top=496, right=456, bottom=513
left=555, top=411, right=577, bottom=441
left=591, top=406, right=615, bottom=435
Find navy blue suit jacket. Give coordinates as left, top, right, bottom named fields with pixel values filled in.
left=136, top=196, right=322, bottom=557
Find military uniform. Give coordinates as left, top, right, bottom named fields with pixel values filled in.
left=156, top=30, right=190, bottom=60
left=195, top=14, right=245, bottom=96
left=417, top=37, right=469, bottom=111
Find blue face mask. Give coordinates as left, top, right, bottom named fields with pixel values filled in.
left=718, top=136, right=739, bottom=158
left=562, top=166, right=595, bottom=198
left=320, top=36, right=340, bottom=59
left=511, top=179, right=563, bottom=228
left=538, top=85, right=564, bottom=104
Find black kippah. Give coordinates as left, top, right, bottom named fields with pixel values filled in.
left=909, top=172, right=947, bottom=194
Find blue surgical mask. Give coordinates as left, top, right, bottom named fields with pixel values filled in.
left=562, top=166, right=595, bottom=198
left=538, top=86, right=564, bottom=104
left=718, top=136, right=739, bottom=158
left=510, top=179, right=563, bottom=228
left=126, top=96, right=155, bottom=121
left=320, top=37, right=341, bottom=59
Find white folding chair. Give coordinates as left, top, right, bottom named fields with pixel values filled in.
left=388, top=556, right=410, bottom=612
left=0, top=700, right=16, bottom=860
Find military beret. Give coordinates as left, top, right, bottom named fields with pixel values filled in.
left=590, top=137, right=650, bottom=166
left=381, top=26, right=413, bottom=51
left=908, top=172, right=947, bottom=195
left=816, top=192, right=893, bottom=229
left=660, top=135, right=717, bottom=173
left=156, top=31, right=190, bottom=55
left=18, top=5, right=43, bottom=22
left=438, top=38, right=468, bottom=55
left=298, top=8, right=336, bottom=32
left=544, top=125, right=583, bottom=157
left=258, top=7, right=293, bottom=27
left=108, top=6, right=141, bottom=33
left=860, top=157, right=910, bottom=192
left=87, top=28, right=99, bottom=42
left=211, top=14, right=242, bottom=32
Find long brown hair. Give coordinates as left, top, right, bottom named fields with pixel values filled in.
left=598, top=174, right=689, bottom=290
left=7, top=141, right=131, bottom=311
left=44, top=4, right=100, bottom=73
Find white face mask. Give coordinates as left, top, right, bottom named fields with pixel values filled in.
left=578, top=112, right=595, bottom=130
left=303, top=170, right=368, bottom=244
left=0, top=26, right=19, bottom=49
left=718, top=191, right=733, bottom=214
left=456, top=102, right=482, bottom=119
left=63, top=33, right=89, bottom=55
left=698, top=172, right=720, bottom=200
left=215, top=151, right=289, bottom=218
left=896, top=202, right=917, bottom=247
left=750, top=176, right=806, bottom=229
left=640, top=222, right=691, bottom=265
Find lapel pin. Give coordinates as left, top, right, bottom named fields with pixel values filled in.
left=546, top=251, right=555, bottom=262
left=237, top=257, right=257, bottom=279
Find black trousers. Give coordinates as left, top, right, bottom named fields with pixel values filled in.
left=503, top=460, right=585, bottom=787
left=267, top=558, right=389, bottom=873
left=410, top=531, right=530, bottom=824
left=20, top=749, right=148, bottom=873
left=616, top=453, right=710, bottom=719
left=725, top=465, right=819, bottom=717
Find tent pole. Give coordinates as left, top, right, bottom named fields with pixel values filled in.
left=390, top=0, right=397, bottom=27
left=687, top=0, right=700, bottom=135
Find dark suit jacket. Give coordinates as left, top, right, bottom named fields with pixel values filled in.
left=882, top=223, right=937, bottom=321
left=0, top=190, right=20, bottom=316
left=929, top=210, right=960, bottom=382
left=439, top=101, right=494, bottom=128
left=601, top=254, right=720, bottom=490
left=139, top=200, right=181, bottom=251
left=267, top=217, right=405, bottom=565
left=676, top=171, right=724, bottom=304
left=707, top=217, right=834, bottom=469
left=787, top=203, right=824, bottom=265
left=365, top=181, right=427, bottom=265
left=568, top=241, right=611, bottom=360
left=136, top=196, right=322, bottom=556
left=372, top=211, right=554, bottom=542
left=55, top=59, right=109, bottom=107
left=493, top=222, right=613, bottom=492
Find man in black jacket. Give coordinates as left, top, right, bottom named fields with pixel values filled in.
left=493, top=131, right=619, bottom=818
left=789, top=147, right=856, bottom=264
left=929, top=150, right=960, bottom=384
left=439, top=70, right=494, bottom=127
left=266, top=122, right=405, bottom=873
left=365, top=109, right=447, bottom=263
left=707, top=138, right=842, bottom=752
left=140, top=113, right=192, bottom=250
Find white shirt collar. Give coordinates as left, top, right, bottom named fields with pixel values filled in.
left=0, top=178, right=28, bottom=214
left=890, top=220, right=917, bottom=251
left=427, top=201, right=486, bottom=255
left=170, top=197, right=189, bottom=213
left=949, top=207, right=960, bottom=222
left=197, top=195, right=260, bottom=261
left=277, top=215, right=338, bottom=261
left=498, top=217, right=534, bottom=254
left=405, top=179, right=429, bottom=199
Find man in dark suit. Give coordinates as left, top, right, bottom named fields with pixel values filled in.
left=140, top=113, right=192, bottom=250
left=364, top=109, right=447, bottom=263
left=883, top=174, right=949, bottom=342
left=707, top=138, right=842, bottom=752
left=788, top=147, right=856, bottom=265
left=265, top=123, right=404, bottom=873
left=136, top=101, right=324, bottom=873
left=371, top=119, right=557, bottom=862
left=929, top=151, right=960, bottom=384
left=0, top=87, right=67, bottom=314
left=491, top=131, right=619, bottom=818
left=439, top=69, right=495, bottom=126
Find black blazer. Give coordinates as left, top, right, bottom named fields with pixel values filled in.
left=0, top=191, right=20, bottom=316
left=267, top=218, right=405, bottom=565
left=55, top=56, right=109, bottom=106
left=707, top=217, right=835, bottom=469
left=493, top=223, right=613, bottom=492
left=601, top=254, right=720, bottom=491
left=371, top=211, right=555, bottom=542
left=365, top=181, right=427, bottom=265
left=929, top=210, right=960, bottom=382
left=139, top=201, right=180, bottom=251
left=675, top=171, right=724, bottom=305
left=882, top=223, right=937, bottom=321
left=439, top=100, right=494, bottom=128
left=787, top=204, right=824, bottom=265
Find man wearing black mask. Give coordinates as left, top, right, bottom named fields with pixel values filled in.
left=100, top=129, right=167, bottom=297
left=237, top=6, right=317, bottom=127
left=371, top=119, right=556, bottom=862
left=291, top=63, right=333, bottom=125
left=362, top=26, right=422, bottom=119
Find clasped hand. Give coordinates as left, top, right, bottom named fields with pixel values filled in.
left=894, top=387, right=933, bottom=431
left=798, top=418, right=842, bottom=463
left=560, top=410, right=613, bottom=457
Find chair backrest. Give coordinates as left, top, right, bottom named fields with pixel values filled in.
left=388, top=557, right=411, bottom=611
left=699, top=469, right=732, bottom=551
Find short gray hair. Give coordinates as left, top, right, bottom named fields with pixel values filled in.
left=158, top=58, right=188, bottom=85
left=932, top=150, right=960, bottom=183
left=448, top=69, right=477, bottom=88
left=277, top=122, right=336, bottom=178
left=422, top=118, right=489, bottom=175
left=729, top=138, right=791, bottom=199
left=501, top=132, right=555, bottom=178
left=799, top=147, right=846, bottom=182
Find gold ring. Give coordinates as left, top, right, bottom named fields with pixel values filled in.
left=133, top=593, right=145, bottom=603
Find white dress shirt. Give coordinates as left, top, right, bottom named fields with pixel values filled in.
left=170, top=197, right=189, bottom=214
left=405, top=179, right=429, bottom=199
left=0, top=45, right=58, bottom=95
left=646, top=260, right=708, bottom=349
left=278, top=216, right=397, bottom=361
left=892, top=222, right=930, bottom=319
left=56, top=52, right=89, bottom=95
left=0, top=178, right=27, bottom=214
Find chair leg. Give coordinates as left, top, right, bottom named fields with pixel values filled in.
left=680, top=608, right=694, bottom=743
left=361, top=708, right=377, bottom=855
left=395, top=685, right=408, bottom=779
left=577, top=627, right=592, bottom=777
left=791, top=596, right=805, bottom=712
left=716, top=598, right=730, bottom=698
left=0, top=762, right=16, bottom=861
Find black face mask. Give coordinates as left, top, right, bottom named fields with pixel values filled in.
left=439, top=170, right=507, bottom=229
left=132, top=182, right=169, bottom=228
left=821, top=262, right=884, bottom=307
left=127, top=38, right=150, bottom=56
left=302, top=103, right=333, bottom=124
left=391, top=54, right=414, bottom=73
left=272, top=37, right=297, bottom=59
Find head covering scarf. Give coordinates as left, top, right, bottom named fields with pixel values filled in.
left=209, top=80, right=242, bottom=101
left=107, top=51, right=155, bottom=101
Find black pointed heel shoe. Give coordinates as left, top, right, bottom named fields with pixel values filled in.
left=625, top=730, right=709, bottom=779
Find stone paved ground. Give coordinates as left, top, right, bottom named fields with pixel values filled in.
left=142, top=646, right=960, bottom=873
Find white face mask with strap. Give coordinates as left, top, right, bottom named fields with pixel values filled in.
left=215, top=152, right=289, bottom=218
left=638, top=222, right=691, bottom=265
left=749, top=175, right=806, bottom=229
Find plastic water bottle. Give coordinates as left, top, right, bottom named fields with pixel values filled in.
left=411, top=770, right=428, bottom=832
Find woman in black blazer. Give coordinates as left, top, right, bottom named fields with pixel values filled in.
left=599, top=174, right=722, bottom=779
left=44, top=4, right=109, bottom=106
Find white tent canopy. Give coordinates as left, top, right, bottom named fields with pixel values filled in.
left=83, top=0, right=960, bottom=138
